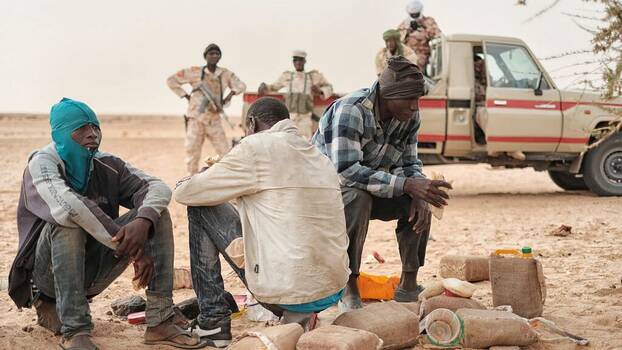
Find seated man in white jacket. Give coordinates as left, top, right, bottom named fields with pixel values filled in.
left=174, top=97, right=350, bottom=348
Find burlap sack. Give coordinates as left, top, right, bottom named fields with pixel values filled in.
left=333, top=301, right=418, bottom=350
left=456, top=309, right=539, bottom=349
left=440, top=255, right=489, bottom=282
left=490, top=254, right=546, bottom=318
left=296, top=325, right=383, bottom=350
left=228, top=323, right=303, bottom=350
left=420, top=295, right=485, bottom=318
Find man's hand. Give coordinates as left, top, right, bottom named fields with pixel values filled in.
left=409, top=198, right=431, bottom=234
left=404, top=177, right=452, bottom=208
left=132, top=255, right=155, bottom=289
left=311, top=85, right=322, bottom=96
left=257, top=83, right=268, bottom=96
left=112, top=218, right=152, bottom=260
left=222, top=91, right=235, bottom=106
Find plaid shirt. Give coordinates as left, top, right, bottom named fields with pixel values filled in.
left=312, top=82, right=425, bottom=198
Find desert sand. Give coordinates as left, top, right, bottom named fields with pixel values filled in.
left=0, top=114, right=620, bottom=350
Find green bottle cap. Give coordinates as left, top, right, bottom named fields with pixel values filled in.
left=522, top=247, right=532, bottom=254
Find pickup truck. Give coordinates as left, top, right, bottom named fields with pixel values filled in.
left=242, top=34, right=622, bottom=196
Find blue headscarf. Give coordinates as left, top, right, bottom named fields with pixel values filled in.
left=50, top=98, right=100, bottom=194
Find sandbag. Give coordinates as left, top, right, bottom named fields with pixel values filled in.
left=490, top=254, right=546, bottom=318
left=228, top=323, right=303, bottom=350
left=420, top=295, right=485, bottom=318
left=457, top=309, right=538, bottom=349
left=333, top=301, right=418, bottom=350
left=296, top=325, right=383, bottom=350
left=440, top=255, right=489, bottom=282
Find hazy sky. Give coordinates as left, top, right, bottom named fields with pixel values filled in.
left=0, top=0, right=601, bottom=115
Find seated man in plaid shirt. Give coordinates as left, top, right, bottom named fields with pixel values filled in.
left=312, top=56, right=452, bottom=310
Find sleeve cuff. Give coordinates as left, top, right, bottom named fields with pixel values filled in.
left=137, top=207, right=160, bottom=227
left=393, top=176, right=407, bottom=197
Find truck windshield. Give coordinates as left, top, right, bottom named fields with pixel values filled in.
left=485, top=43, right=547, bottom=90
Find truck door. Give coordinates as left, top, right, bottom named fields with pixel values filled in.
left=482, top=42, right=562, bottom=152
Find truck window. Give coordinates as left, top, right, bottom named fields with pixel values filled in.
left=485, top=43, right=549, bottom=90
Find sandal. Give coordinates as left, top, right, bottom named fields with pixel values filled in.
left=59, top=334, right=99, bottom=350
left=144, top=322, right=207, bottom=349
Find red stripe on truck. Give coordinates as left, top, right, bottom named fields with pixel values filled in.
left=242, top=93, right=339, bottom=106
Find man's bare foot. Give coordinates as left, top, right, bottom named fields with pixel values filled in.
left=60, top=334, right=98, bottom=350
left=339, top=276, right=364, bottom=312
left=144, top=316, right=206, bottom=349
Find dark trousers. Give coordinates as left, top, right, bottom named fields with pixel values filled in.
left=33, top=209, right=175, bottom=337
left=341, top=187, right=430, bottom=276
left=187, top=204, right=282, bottom=327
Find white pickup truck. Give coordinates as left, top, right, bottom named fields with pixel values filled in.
left=415, top=34, right=621, bottom=196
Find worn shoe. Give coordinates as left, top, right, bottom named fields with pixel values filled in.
left=190, top=318, right=231, bottom=348
left=393, top=285, right=425, bottom=303
left=34, top=299, right=61, bottom=335
left=60, top=334, right=98, bottom=350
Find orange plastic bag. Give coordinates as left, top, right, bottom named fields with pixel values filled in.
left=357, top=272, right=400, bottom=300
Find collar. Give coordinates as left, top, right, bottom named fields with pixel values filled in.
left=203, top=66, right=223, bottom=77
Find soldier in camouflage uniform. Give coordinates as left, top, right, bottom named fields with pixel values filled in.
left=398, top=0, right=442, bottom=72
left=258, top=50, right=333, bottom=139
left=167, top=44, right=246, bottom=174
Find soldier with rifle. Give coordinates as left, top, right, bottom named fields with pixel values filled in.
left=167, top=44, right=246, bottom=174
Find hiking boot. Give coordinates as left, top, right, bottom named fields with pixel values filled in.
left=34, top=299, right=61, bottom=335
left=393, top=285, right=425, bottom=303
left=190, top=318, right=231, bottom=348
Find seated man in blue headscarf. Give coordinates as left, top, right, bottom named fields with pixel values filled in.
left=8, top=98, right=204, bottom=349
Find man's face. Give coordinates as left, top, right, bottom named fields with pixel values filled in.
left=385, top=98, right=420, bottom=122
left=205, top=50, right=221, bottom=65
left=410, top=12, right=421, bottom=19
left=71, top=123, right=101, bottom=151
left=293, top=57, right=305, bottom=72
left=385, top=38, right=398, bottom=53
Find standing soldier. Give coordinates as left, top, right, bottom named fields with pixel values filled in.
left=375, top=29, right=419, bottom=76
left=258, top=50, right=333, bottom=139
left=167, top=44, right=246, bottom=175
left=398, top=0, right=442, bottom=72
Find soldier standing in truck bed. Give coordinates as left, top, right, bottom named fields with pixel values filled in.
left=398, top=0, right=442, bottom=72
left=167, top=44, right=246, bottom=174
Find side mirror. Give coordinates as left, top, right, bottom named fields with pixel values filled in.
left=534, top=72, right=544, bottom=96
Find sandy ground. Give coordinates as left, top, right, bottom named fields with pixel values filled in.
left=0, top=114, right=620, bottom=350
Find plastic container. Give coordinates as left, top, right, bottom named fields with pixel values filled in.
left=439, top=255, right=490, bottom=282
left=357, top=272, right=400, bottom=300
left=494, top=247, right=533, bottom=259
left=490, top=248, right=546, bottom=318
left=422, top=308, right=463, bottom=347
left=245, top=294, right=279, bottom=322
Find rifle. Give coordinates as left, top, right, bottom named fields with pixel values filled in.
left=197, top=83, right=235, bottom=128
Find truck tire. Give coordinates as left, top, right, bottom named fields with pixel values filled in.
left=547, top=170, right=588, bottom=191
left=583, top=132, right=622, bottom=196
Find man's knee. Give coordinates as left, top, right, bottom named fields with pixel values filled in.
left=341, top=187, right=373, bottom=212
left=47, top=225, right=88, bottom=252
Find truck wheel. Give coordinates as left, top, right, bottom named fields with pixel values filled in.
left=583, top=132, right=622, bottom=196
left=547, top=170, right=588, bottom=191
